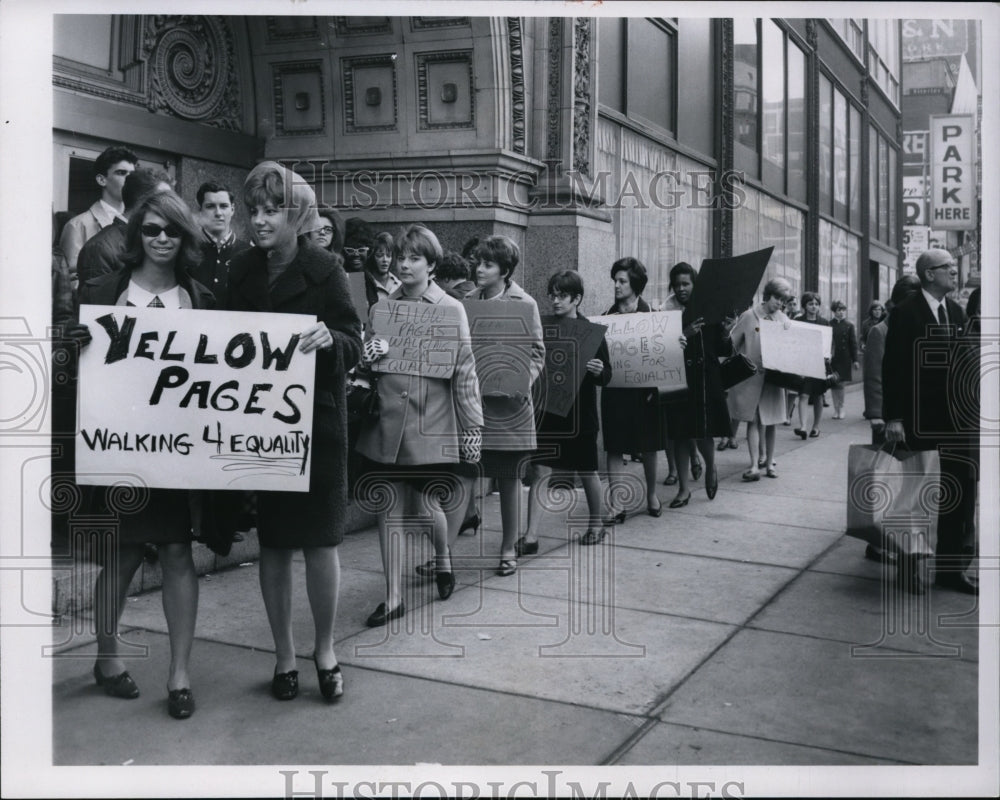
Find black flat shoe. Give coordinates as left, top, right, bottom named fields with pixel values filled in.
left=167, top=688, right=195, bottom=719
left=580, top=528, right=609, bottom=546
left=366, top=602, right=405, bottom=627
left=602, top=510, right=627, bottom=525
left=935, top=572, right=979, bottom=595
left=864, top=544, right=895, bottom=564
left=668, top=493, right=691, bottom=509
left=458, top=512, right=481, bottom=536
left=436, top=571, right=455, bottom=600
left=647, top=502, right=663, bottom=518
left=691, top=462, right=703, bottom=480
left=93, top=663, right=140, bottom=699
left=316, top=662, right=344, bottom=703
left=794, top=428, right=807, bottom=440
left=662, top=474, right=678, bottom=486
left=706, top=467, right=718, bottom=500
left=271, top=669, right=299, bottom=701
left=515, top=536, right=539, bottom=556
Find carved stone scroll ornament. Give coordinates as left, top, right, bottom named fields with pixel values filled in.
left=507, top=18, right=526, bottom=155
left=144, top=15, right=243, bottom=131
left=572, top=17, right=592, bottom=176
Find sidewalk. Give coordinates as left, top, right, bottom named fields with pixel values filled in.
left=51, top=384, right=981, bottom=770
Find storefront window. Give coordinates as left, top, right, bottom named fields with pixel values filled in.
left=762, top=20, right=785, bottom=184
left=596, top=117, right=713, bottom=306
left=819, top=75, right=832, bottom=216
left=833, top=88, right=848, bottom=223
left=848, top=105, right=861, bottom=227
left=787, top=40, right=806, bottom=202
left=734, top=17, right=759, bottom=176
left=598, top=18, right=625, bottom=113
left=734, top=184, right=804, bottom=304
left=628, top=19, right=674, bottom=133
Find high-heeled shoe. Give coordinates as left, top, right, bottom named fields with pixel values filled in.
left=271, top=669, right=299, bottom=701
left=167, top=687, right=195, bottom=719
left=602, top=510, right=627, bottom=525
left=515, top=536, right=539, bottom=556
left=458, top=511, right=481, bottom=536
left=315, top=661, right=343, bottom=703
left=668, top=493, right=691, bottom=509
left=691, top=461, right=703, bottom=481
left=93, top=662, right=140, bottom=699
left=647, top=500, right=663, bottom=517
left=436, top=571, right=455, bottom=600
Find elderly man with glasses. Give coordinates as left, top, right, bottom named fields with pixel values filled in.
left=883, top=248, right=976, bottom=595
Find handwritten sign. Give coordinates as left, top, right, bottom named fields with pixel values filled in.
left=589, top=311, right=685, bottom=391
left=759, top=319, right=828, bottom=379
left=76, top=305, right=316, bottom=491
left=464, top=299, right=538, bottom=397
left=368, top=299, right=462, bottom=379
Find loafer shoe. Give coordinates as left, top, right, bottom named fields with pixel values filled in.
left=366, top=602, right=405, bottom=627
left=316, top=663, right=344, bottom=703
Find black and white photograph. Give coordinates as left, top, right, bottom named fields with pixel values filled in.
left=0, top=1, right=997, bottom=797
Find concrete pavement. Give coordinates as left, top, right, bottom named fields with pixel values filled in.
left=51, top=385, right=984, bottom=775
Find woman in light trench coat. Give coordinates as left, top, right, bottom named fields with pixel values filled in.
left=356, top=224, right=483, bottom=626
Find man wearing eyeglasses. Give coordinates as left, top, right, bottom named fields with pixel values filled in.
left=883, top=248, right=975, bottom=595
left=190, top=181, right=252, bottom=309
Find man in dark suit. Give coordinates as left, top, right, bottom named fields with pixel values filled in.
left=883, top=248, right=976, bottom=595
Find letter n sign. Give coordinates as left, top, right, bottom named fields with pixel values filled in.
left=930, top=114, right=977, bottom=230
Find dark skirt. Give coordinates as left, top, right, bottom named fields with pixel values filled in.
left=662, top=390, right=732, bottom=440
left=600, top=387, right=667, bottom=453
left=91, top=487, right=194, bottom=546
left=480, top=449, right=533, bottom=479
left=355, top=458, right=464, bottom=516
left=533, top=412, right=600, bottom=472
left=257, top=404, right=346, bottom=549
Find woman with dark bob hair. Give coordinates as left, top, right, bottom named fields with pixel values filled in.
left=74, top=187, right=210, bottom=719
left=465, top=235, right=545, bottom=575
left=227, top=161, right=363, bottom=703
left=307, top=204, right=345, bottom=255
left=601, top=256, right=667, bottom=527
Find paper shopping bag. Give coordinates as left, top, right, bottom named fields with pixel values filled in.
left=846, top=444, right=939, bottom=557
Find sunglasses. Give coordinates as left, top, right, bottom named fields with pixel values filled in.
left=140, top=222, right=182, bottom=239
left=344, top=246, right=369, bottom=256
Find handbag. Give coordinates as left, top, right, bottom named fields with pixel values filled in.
left=346, top=373, right=379, bottom=425
left=845, top=443, right=939, bottom=557
left=719, top=353, right=757, bottom=389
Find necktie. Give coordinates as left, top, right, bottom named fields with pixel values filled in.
left=148, top=296, right=165, bottom=308
left=937, top=303, right=948, bottom=335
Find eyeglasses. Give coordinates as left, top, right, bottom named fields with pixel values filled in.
left=140, top=223, right=182, bottom=239
left=316, top=226, right=335, bottom=235
left=344, top=246, right=369, bottom=256
left=929, top=263, right=958, bottom=273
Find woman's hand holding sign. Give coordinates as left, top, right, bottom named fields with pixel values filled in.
left=298, top=321, right=335, bottom=353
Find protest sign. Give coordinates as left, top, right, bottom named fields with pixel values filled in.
left=347, top=272, right=370, bottom=330
left=464, top=299, right=539, bottom=397
left=759, top=318, right=828, bottom=379
left=76, top=305, right=316, bottom=491
left=368, top=299, right=462, bottom=379
left=689, top=247, right=774, bottom=324
left=589, top=311, right=685, bottom=391
left=539, top=315, right=608, bottom=417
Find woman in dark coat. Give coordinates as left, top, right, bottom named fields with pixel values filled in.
left=661, top=262, right=731, bottom=506
left=792, top=292, right=830, bottom=438
left=829, top=300, right=859, bottom=419
left=77, top=188, right=212, bottom=719
left=601, top=257, right=666, bottom=519
left=228, top=162, right=363, bottom=702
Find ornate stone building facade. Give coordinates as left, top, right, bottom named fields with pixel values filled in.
left=53, top=14, right=903, bottom=320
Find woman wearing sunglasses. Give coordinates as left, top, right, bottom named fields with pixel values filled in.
left=75, top=188, right=211, bottom=719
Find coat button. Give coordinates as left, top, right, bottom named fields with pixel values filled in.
left=400, top=391, right=408, bottom=398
